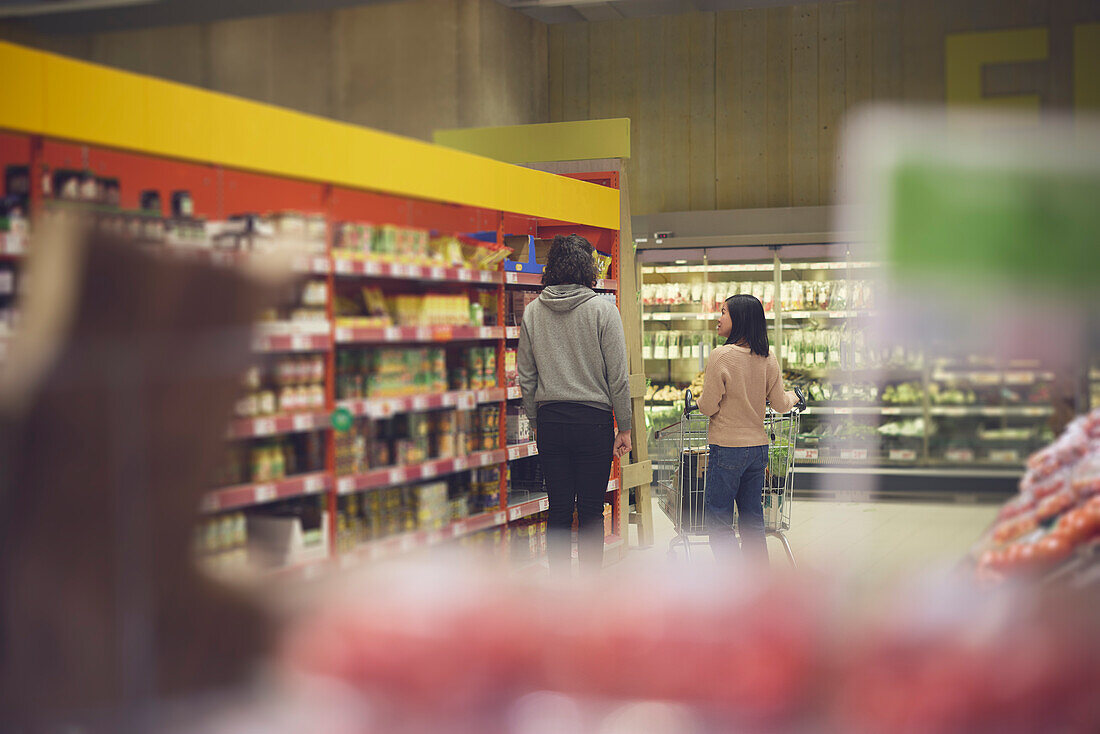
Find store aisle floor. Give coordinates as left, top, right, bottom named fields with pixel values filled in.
left=622, top=496, right=999, bottom=585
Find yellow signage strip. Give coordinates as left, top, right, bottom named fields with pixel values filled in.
left=0, top=41, right=619, bottom=230
left=433, top=118, right=631, bottom=164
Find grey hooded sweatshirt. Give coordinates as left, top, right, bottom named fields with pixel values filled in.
left=517, top=283, right=632, bottom=429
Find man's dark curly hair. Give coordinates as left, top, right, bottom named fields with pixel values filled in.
left=541, top=234, right=598, bottom=288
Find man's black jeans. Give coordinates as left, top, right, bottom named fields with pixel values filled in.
left=536, top=415, right=614, bottom=574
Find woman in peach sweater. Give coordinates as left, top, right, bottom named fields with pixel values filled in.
left=696, top=294, right=801, bottom=564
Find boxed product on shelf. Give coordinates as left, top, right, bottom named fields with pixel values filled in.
left=510, top=511, right=548, bottom=563
left=336, top=347, right=448, bottom=399
left=193, top=511, right=249, bottom=576
left=506, top=405, right=532, bottom=444
left=506, top=289, right=539, bottom=326
left=504, top=347, right=518, bottom=387
left=248, top=499, right=330, bottom=569
left=415, top=481, right=450, bottom=531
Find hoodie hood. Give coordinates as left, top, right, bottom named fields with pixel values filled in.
left=539, top=283, right=599, bottom=312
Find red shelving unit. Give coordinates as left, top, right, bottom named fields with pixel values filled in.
left=0, top=127, right=626, bottom=573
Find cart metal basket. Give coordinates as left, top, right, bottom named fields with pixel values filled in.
left=654, top=388, right=805, bottom=566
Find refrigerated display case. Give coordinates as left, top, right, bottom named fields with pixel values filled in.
left=640, top=243, right=1083, bottom=497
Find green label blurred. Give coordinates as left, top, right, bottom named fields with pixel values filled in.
left=888, top=159, right=1100, bottom=294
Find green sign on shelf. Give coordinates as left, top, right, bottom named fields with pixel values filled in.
left=331, top=407, right=354, bottom=433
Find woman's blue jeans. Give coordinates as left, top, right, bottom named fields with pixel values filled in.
left=705, top=444, right=769, bottom=565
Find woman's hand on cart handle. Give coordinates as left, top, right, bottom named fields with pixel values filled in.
left=684, top=389, right=698, bottom=415
left=793, top=386, right=807, bottom=413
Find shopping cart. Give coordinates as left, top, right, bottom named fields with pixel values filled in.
left=654, top=387, right=805, bottom=566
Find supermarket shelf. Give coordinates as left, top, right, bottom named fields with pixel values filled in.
left=338, top=388, right=505, bottom=419
left=804, top=405, right=923, bottom=416
left=642, top=261, right=878, bottom=275
left=794, top=465, right=1023, bottom=478
left=507, top=441, right=539, bottom=460
left=227, top=410, right=330, bottom=439
left=334, top=324, right=503, bottom=344
left=169, top=247, right=331, bottom=275
left=643, top=309, right=867, bottom=321
left=253, top=330, right=332, bottom=353
left=1, top=232, right=26, bottom=257
left=931, top=369, right=1056, bottom=384
left=507, top=493, right=550, bottom=521
left=335, top=448, right=507, bottom=494
left=333, top=255, right=498, bottom=284
left=928, top=405, right=1053, bottom=417
left=505, top=271, right=617, bottom=291
left=341, top=509, right=509, bottom=566
left=201, top=471, right=331, bottom=513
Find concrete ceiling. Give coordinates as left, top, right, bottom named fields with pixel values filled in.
left=499, top=0, right=813, bottom=25
left=4, top=0, right=816, bottom=33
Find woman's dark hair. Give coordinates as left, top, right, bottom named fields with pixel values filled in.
left=724, top=294, right=770, bottom=357
left=541, top=234, right=598, bottom=288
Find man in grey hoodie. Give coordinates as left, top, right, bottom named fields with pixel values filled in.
left=517, top=234, right=632, bottom=574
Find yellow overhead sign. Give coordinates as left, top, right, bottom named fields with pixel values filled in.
left=0, top=41, right=619, bottom=230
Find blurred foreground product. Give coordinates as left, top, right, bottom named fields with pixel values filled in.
left=0, top=223, right=282, bottom=730
left=974, top=408, right=1100, bottom=583
left=278, top=560, right=1100, bottom=734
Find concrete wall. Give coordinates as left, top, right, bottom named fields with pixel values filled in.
left=550, top=0, right=1100, bottom=214
left=0, top=0, right=548, bottom=142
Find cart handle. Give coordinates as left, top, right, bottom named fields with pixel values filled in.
left=684, top=389, right=698, bottom=415
left=793, top=386, right=807, bottom=413
left=687, top=387, right=805, bottom=415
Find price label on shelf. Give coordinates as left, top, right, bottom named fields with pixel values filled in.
left=412, top=396, right=429, bottom=411
left=889, top=449, right=917, bottom=461
left=505, top=272, right=518, bottom=284
left=458, top=268, right=473, bottom=282
left=794, top=448, right=819, bottom=460
left=989, top=450, right=1020, bottom=463
left=827, top=311, right=847, bottom=319
left=833, top=407, right=852, bottom=415
left=334, top=259, right=353, bottom=274
left=427, top=530, right=443, bottom=545
left=458, top=393, right=476, bottom=410
left=479, top=327, right=493, bottom=339
left=454, top=457, right=468, bottom=471
left=291, top=335, right=312, bottom=351
left=945, top=449, right=975, bottom=463
left=430, top=267, right=444, bottom=280
left=508, top=447, right=519, bottom=460
left=311, top=257, right=329, bottom=274
left=452, top=520, right=467, bottom=536
left=304, top=475, right=326, bottom=494
left=337, top=477, right=356, bottom=494
left=881, top=407, right=902, bottom=415
left=389, top=468, right=406, bottom=485
left=529, top=445, right=538, bottom=456
left=406, top=266, right=423, bottom=279
left=416, top=327, right=431, bottom=341
left=364, top=261, right=381, bottom=275
left=840, top=449, right=869, bottom=461
left=480, top=271, right=495, bottom=283
left=422, top=463, right=437, bottom=479
left=1023, top=407, right=1048, bottom=417
left=293, top=414, right=314, bottom=432
left=384, top=327, right=402, bottom=342
left=253, top=418, right=276, bottom=436
left=495, top=511, right=506, bottom=526
left=441, top=392, right=456, bottom=407
left=509, top=507, right=523, bottom=521
left=539, top=498, right=549, bottom=512
left=335, top=327, right=351, bottom=342
left=254, top=484, right=277, bottom=503
left=507, top=387, right=521, bottom=400
left=480, top=453, right=493, bottom=466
